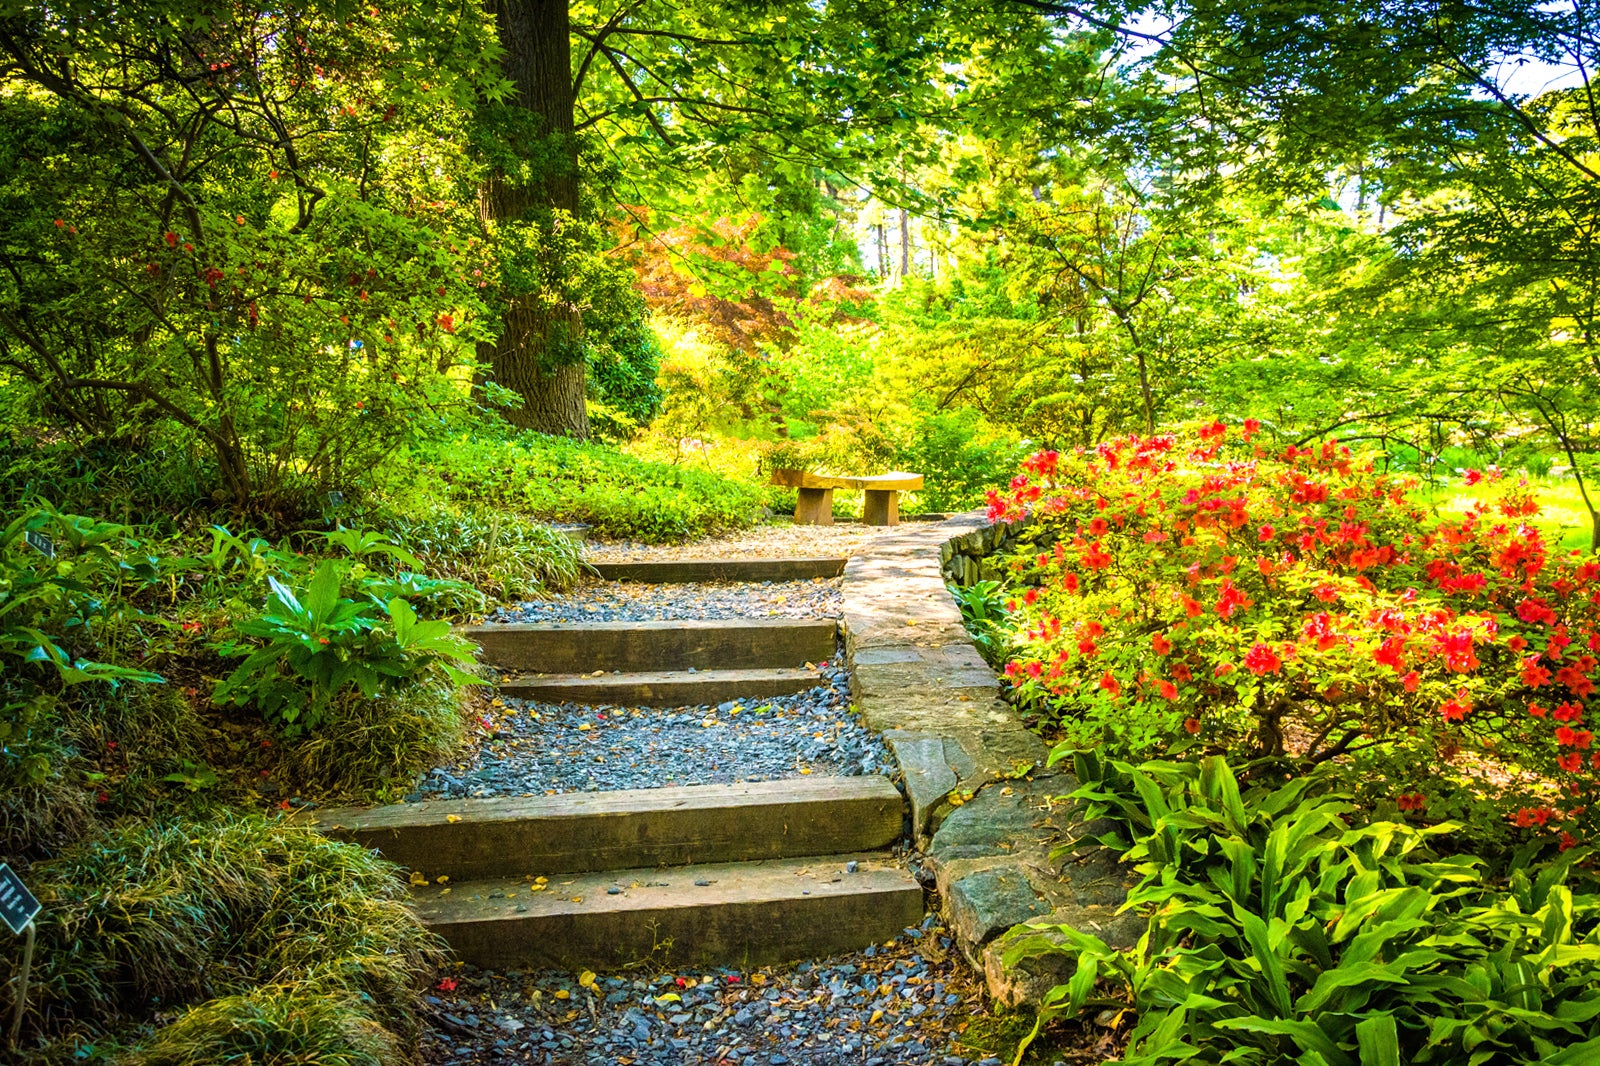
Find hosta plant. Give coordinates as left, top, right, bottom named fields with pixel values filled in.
left=1003, top=755, right=1600, bottom=1066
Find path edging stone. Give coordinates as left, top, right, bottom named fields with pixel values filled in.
left=840, top=511, right=1139, bottom=1006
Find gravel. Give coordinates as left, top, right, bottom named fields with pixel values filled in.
left=490, top=578, right=842, bottom=624
left=413, top=667, right=895, bottom=799
left=419, top=915, right=1036, bottom=1066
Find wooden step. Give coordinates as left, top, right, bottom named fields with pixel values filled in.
left=412, top=852, right=924, bottom=971
left=464, top=618, right=838, bottom=674
left=499, top=666, right=821, bottom=706
left=310, top=776, right=905, bottom=880
left=589, top=557, right=846, bottom=583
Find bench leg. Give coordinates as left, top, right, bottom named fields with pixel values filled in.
left=863, top=489, right=899, bottom=526
left=793, top=487, right=834, bottom=525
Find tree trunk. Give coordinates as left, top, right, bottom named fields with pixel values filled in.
left=897, top=207, right=910, bottom=282
left=478, top=0, right=589, bottom=439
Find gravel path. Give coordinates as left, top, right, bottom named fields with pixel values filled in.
left=420, top=915, right=1026, bottom=1066
left=587, top=521, right=924, bottom=563
left=491, top=578, right=842, bottom=624
left=413, top=668, right=894, bottom=799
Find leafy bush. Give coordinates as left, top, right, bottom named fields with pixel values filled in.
left=12, top=814, right=441, bottom=1052
left=0, top=508, right=162, bottom=786
left=417, top=431, right=763, bottom=541
left=1005, top=755, right=1600, bottom=1066
left=122, top=984, right=402, bottom=1066
left=952, top=579, right=1016, bottom=668
left=214, top=557, right=480, bottom=735
left=381, top=504, right=585, bottom=601
left=989, top=421, right=1600, bottom=846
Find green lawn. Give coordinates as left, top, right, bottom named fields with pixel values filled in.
left=1413, top=476, right=1595, bottom=553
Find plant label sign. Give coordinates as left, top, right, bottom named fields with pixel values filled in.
left=23, top=531, right=54, bottom=558
left=0, top=864, right=40, bottom=934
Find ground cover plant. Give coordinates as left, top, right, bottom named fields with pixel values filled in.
left=1004, top=755, right=1600, bottom=1065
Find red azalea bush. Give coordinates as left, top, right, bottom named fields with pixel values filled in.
left=987, top=420, right=1600, bottom=847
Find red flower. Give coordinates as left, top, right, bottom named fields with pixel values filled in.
left=1022, top=588, right=1039, bottom=605
left=1555, top=702, right=1584, bottom=723
left=1183, top=717, right=1201, bottom=734
left=1152, top=632, right=1172, bottom=656
left=1439, top=694, right=1471, bottom=722
left=437, top=313, right=456, bottom=333
left=1182, top=596, right=1203, bottom=618
left=437, top=977, right=458, bottom=992
left=1242, top=643, right=1282, bottom=675
left=1558, top=753, right=1584, bottom=772
left=1401, top=671, right=1420, bottom=693
left=1172, top=663, right=1193, bottom=682
left=164, top=231, right=178, bottom=247
left=1397, top=792, right=1426, bottom=812
left=1158, top=680, right=1178, bottom=700
left=1464, top=469, right=1483, bottom=486
left=1098, top=671, right=1122, bottom=697
left=1530, top=703, right=1549, bottom=718
left=1258, top=524, right=1275, bottom=542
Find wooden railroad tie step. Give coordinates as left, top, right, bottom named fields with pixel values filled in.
left=310, top=775, right=906, bottom=880
left=588, top=557, right=847, bottom=583
left=463, top=618, right=839, bottom=674
left=499, top=666, right=821, bottom=706
left=411, top=852, right=924, bottom=972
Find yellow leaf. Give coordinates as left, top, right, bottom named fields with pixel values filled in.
left=750, top=973, right=767, bottom=985
left=408, top=870, right=428, bottom=886
left=798, top=767, right=812, bottom=775
left=446, top=814, right=461, bottom=823
left=870, top=1010, right=883, bottom=1024
left=435, top=875, right=450, bottom=884
left=554, top=989, right=570, bottom=1000
left=655, top=992, right=681, bottom=1004
left=579, top=971, right=597, bottom=990
left=578, top=723, right=592, bottom=731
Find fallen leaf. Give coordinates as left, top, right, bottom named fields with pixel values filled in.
left=446, top=814, right=462, bottom=823
left=579, top=970, right=597, bottom=990
left=408, top=870, right=428, bottom=886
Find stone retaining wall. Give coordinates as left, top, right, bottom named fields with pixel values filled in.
left=840, top=512, right=1139, bottom=1006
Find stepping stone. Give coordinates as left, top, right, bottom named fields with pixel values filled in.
left=412, top=853, right=923, bottom=971
left=464, top=618, right=838, bottom=673
left=499, top=666, right=820, bottom=706
left=589, top=557, right=846, bottom=583
left=309, top=776, right=905, bottom=879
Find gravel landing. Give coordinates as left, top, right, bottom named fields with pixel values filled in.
left=587, top=521, right=924, bottom=563
left=490, top=578, right=842, bottom=624
left=420, top=914, right=1029, bottom=1066
left=413, top=668, right=895, bottom=799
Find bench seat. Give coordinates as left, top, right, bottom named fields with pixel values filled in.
left=768, top=469, right=924, bottom=526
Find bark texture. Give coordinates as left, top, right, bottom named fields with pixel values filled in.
left=479, top=0, right=589, bottom=438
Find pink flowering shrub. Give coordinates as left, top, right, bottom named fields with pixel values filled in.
left=988, top=421, right=1600, bottom=847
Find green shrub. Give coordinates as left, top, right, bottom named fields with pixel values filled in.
left=12, top=814, right=441, bottom=1048
left=276, top=678, right=466, bottom=802
left=951, top=578, right=1016, bottom=668
left=214, top=557, right=481, bottom=735
left=415, top=431, right=762, bottom=542
left=1005, top=754, right=1600, bottom=1066
left=121, top=984, right=402, bottom=1066
left=381, top=505, right=585, bottom=601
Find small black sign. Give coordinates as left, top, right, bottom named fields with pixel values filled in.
left=0, top=864, right=40, bottom=934
left=326, top=491, right=346, bottom=508
left=23, top=531, right=54, bottom=558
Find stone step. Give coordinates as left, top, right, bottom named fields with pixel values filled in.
left=311, top=776, right=905, bottom=880
left=412, top=852, right=924, bottom=971
left=465, top=618, right=838, bottom=674
left=499, top=666, right=821, bottom=706
left=590, top=557, right=846, bottom=583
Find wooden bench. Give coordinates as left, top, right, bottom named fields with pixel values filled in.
left=768, top=469, right=925, bottom=526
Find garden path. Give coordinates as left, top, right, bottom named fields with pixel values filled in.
left=318, top=523, right=1056, bottom=1066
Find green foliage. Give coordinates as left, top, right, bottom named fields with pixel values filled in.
left=0, top=1, right=506, bottom=511
left=418, top=431, right=762, bottom=542
left=12, top=814, right=441, bottom=1054
left=952, top=579, right=1015, bottom=668
left=121, top=984, right=402, bottom=1066
left=0, top=508, right=162, bottom=787
left=381, top=505, right=585, bottom=602
left=1005, top=755, right=1600, bottom=1066
left=214, top=557, right=480, bottom=736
